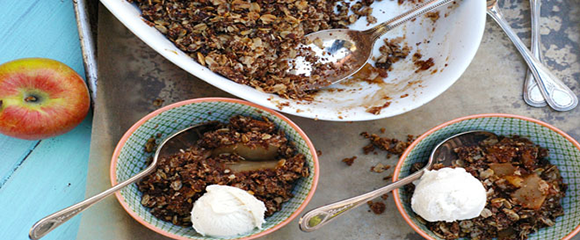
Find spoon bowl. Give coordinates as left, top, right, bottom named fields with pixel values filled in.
left=298, top=130, right=497, bottom=231
left=289, top=0, right=456, bottom=90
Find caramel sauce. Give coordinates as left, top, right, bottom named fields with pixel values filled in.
left=350, top=63, right=386, bottom=84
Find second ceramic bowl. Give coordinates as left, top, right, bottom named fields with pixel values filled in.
left=110, top=98, right=319, bottom=239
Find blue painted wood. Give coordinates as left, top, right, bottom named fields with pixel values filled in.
left=0, top=116, right=92, bottom=240
left=0, top=138, right=39, bottom=188
left=0, top=0, right=91, bottom=240
left=0, top=0, right=85, bottom=73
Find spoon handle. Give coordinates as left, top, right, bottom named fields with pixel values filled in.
left=365, top=0, right=455, bottom=40
left=523, top=0, right=547, bottom=107
left=487, top=4, right=578, bottom=111
left=28, top=165, right=156, bottom=240
left=298, top=170, right=424, bottom=232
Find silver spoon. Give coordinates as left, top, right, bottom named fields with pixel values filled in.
left=298, top=130, right=497, bottom=232
left=487, top=0, right=578, bottom=111
left=29, top=122, right=223, bottom=239
left=288, top=0, right=456, bottom=90
left=522, top=0, right=547, bottom=107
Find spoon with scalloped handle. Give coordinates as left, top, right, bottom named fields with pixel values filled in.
left=487, top=0, right=577, bottom=111
left=288, top=0, right=456, bottom=90
left=298, top=130, right=497, bottom=232
left=522, top=0, right=546, bottom=107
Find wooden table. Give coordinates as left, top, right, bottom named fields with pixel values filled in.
left=0, top=1, right=92, bottom=240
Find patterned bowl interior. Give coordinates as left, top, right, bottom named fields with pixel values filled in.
left=395, top=116, right=580, bottom=240
left=113, top=100, right=317, bottom=239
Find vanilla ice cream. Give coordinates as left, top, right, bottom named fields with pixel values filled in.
left=191, top=185, right=266, bottom=237
left=411, top=167, right=486, bottom=222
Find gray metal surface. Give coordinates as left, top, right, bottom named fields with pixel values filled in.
left=73, top=0, right=98, bottom=104
left=78, top=0, right=580, bottom=239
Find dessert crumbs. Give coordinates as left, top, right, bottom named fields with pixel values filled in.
left=361, top=132, right=416, bottom=156
left=381, top=193, right=389, bottom=200
left=368, top=201, right=386, bottom=214
left=425, top=11, right=440, bottom=22
left=342, top=156, right=357, bottom=166
left=370, top=163, right=391, bottom=173
left=152, top=98, right=165, bottom=107
left=414, top=57, right=435, bottom=73
left=366, top=101, right=392, bottom=115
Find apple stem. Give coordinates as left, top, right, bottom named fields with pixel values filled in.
left=24, top=96, right=38, bottom=103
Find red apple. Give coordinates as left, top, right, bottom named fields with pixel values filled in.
left=0, top=58, right=90, bottom=140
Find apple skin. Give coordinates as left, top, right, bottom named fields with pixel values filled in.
left=0, top=58, right=90, bottom=140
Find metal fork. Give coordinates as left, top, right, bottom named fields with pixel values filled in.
left=523, top=0, right=547, bottom=107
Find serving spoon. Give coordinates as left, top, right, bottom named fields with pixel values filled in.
left=298, top=130, right=497, bottom=232
left=288, top=0, right=456, bottom=90
left=29, top=122, right=277, bottom=239
left=487, top=0, right=578, bottom=111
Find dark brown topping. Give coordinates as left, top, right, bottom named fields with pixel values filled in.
left=138, top=115, right=309, bottom=226
left=414, top=57, right=435, bottom=73
left=361, top=132, right=415, bottom=156
left=366, top=101, right=391, bottom=115
left=342, top=156, right=357, bottom=166
left=368, top=200, right=386, bottom=214
left=405, top=136, right=566, bottom=239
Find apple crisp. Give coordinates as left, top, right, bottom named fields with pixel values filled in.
left=138, top=115, right=309, bottom=226
left=128, top=0, right=422, bottom=100
left=405, top=136, right=566, bottom=239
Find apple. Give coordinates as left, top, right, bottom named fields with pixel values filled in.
left=0, top=58, right=90, bottom=140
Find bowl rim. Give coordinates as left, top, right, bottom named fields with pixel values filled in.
left=109, top=97, right=320, bottom=240
left=392, top=113, right=580, bottom=240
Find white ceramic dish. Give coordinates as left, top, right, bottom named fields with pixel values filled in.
left=100, top=0, right=486, bottom=121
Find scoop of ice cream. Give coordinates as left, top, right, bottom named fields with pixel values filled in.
left=191, top=185, right=266, bottom=237
left=411, top=167, right=486, bottom=222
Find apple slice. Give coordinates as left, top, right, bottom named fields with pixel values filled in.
left=512, top=173, right=549, bottom=210
left=489, top=163, right=516, bottom=177
left=225, top=160, right=281, bottom=172
left=212, top=142, right=279, bottom=161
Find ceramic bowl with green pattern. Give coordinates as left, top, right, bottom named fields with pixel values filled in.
left=110, top=98, right=319, bottom=240
left=393, top=114, right=580, bottom=240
